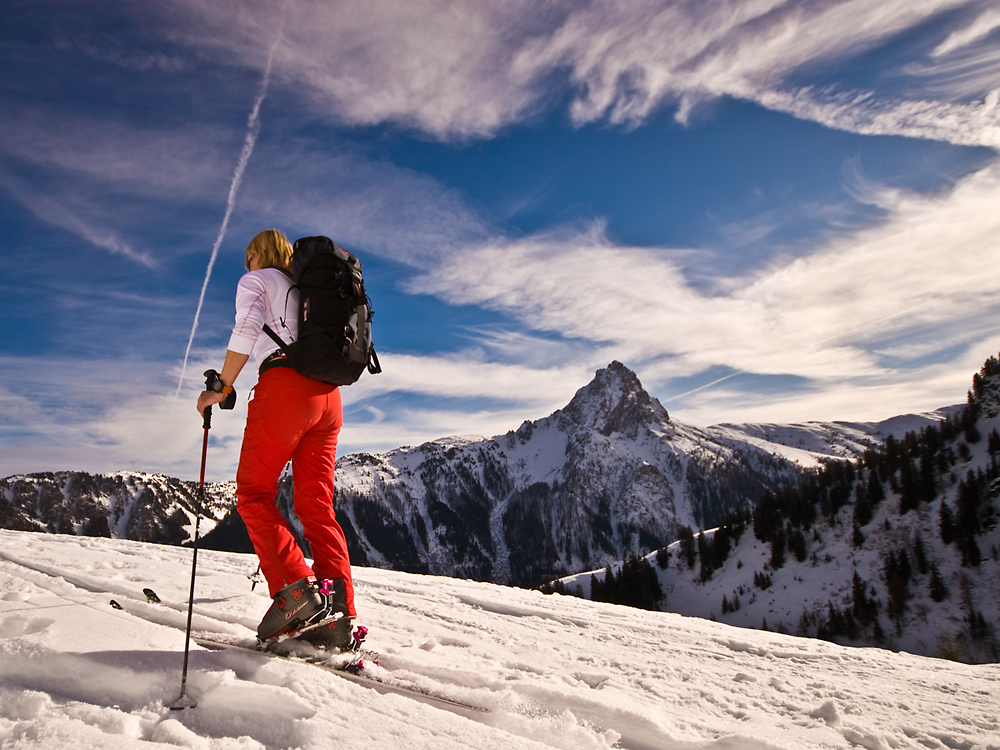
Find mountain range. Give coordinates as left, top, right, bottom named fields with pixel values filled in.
left=2, top=361, right=950, bottom=589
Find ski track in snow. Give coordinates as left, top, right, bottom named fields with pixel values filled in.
left=0, top=531, right=997, bottom=750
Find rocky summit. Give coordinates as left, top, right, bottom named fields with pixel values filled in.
left=328, top=362, right=848, bottom=586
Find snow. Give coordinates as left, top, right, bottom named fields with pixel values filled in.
left=558, top=406, right=1000, bottom=664
left=708, top=407, right=961, bottom=469
left=0, top=531, right=997, bottom=750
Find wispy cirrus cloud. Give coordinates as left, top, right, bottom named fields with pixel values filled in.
left=0, top=172, right=156, bottom=267
left=155, top=0, right=998, bottom=145
left=0, top=108, right=233, bottom=200
left=932, top=5, right=1000, bottom=57
left=406, top=160, right=1000, bottom=421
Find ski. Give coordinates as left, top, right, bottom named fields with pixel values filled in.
left=192, top=635, right=488, bottom=717
left=135, top=588, right=487, bottom=717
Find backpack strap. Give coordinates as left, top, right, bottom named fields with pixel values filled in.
left=262, top=323, right=291, bottom=357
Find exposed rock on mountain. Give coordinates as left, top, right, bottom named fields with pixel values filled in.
left=0, top=472, right=234, bottom=544
left=330, top=362, right=814, bottom=586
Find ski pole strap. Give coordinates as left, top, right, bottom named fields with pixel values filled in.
left=204, top=368, right=237, bottom=410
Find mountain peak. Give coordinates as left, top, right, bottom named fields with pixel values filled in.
left=563, top=361, right=669, bottom=436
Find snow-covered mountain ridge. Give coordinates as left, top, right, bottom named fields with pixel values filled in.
left=2, top=362, right=954, bottom=590
left=555, top=356, right=1000, bottom=663
left=328, top=361, right=952, bottom=586
left=0, top=471, right=234, bottom=544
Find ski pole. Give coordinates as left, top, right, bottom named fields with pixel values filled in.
left=170, top=369, right=216, bottom=710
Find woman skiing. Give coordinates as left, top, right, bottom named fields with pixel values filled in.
left=196, top=228, right=355, bottom=649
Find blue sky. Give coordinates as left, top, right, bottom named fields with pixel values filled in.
left=2, top=0, right=999, bottom=481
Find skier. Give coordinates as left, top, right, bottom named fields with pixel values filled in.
left=196, top=228, right=355, bottom=649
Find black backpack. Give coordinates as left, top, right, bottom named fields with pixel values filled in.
left=263, top=235, right=381, bottom=386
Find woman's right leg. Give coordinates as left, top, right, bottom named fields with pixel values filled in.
left=289, top=383, right=356, bottom=618
left=236, top=372, right=314, bottom=597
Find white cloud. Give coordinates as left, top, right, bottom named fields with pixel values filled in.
left=759, top=87, right=1000, bottom=149
left=406, top=162, right=1000, bottom=419
left=345, top=352, right=590, bottom=414
left=157, top=0, right=998, bottom=147
left=679, top=332, right=1000, bottom=425
left=0, top=173, right=156, bottom=267
left=0, top=351, right=246, bottom=481
left=238, top=139, right=492, bottom=262
left=165, top=0, right=559, bottom=139
left=338, top=406, right=541, bottom=458
left=932, top=6, right=1000, bottom=56
left=0, top=109, right=232, bottom=199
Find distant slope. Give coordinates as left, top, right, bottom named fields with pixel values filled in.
left=0, top=471, right=234, bottom=544
left=708, top=406, right=961, bottom=468
left=555, top=356, right=1000, bottom=663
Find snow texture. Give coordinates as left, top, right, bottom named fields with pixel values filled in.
left=0, top=530, right=997, bottom=750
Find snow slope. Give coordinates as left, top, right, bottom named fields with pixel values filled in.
left=558, top=402, right=1000, bottom=663
left=708, top=406, right=961, bottom=469
left=0, top=531, right=997, bottom=750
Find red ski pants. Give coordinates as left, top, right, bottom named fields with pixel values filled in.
left=235, top=367, right=355, bottom=616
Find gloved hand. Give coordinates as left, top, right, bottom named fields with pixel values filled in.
left=204, top=369, right=237, bottom=410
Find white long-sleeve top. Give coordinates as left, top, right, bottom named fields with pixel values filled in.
left=227, top=268, right=299, bottom=367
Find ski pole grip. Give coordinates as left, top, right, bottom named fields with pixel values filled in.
left=202, top=369, right=219, bottom=429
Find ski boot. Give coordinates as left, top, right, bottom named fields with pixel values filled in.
left=298, top=616, right=355, bottom=651
left=295, top=577, right=354, bottom=651
left=256, top=575, right=328, bottom=645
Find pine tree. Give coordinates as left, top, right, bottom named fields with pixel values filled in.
left=698, top=533, right=715, bottom=582
left=885, top=548, right=912, bottom=630
left=912, top=535, right=929, bottom=576
left=940, top=501, right=956, bottom=545
left=898, top=456, right=921, bottom=513
left=956, top=471, right=984, bottom=567
left=929, top=563, right=949, bottom=602
left=753, top=570, right=772, bottom=590
left=872, top=618, right=885, bottom=645
left=854, top=478, right=872, bottom=527
left=770, top=526, right=786, bottom=570
left=852, top=570, right=877, bottom=627
left=679, top=526, right=697, bottom=569
left=988, top=428, right=1000, bottom=457
left=789, top=526, right=808, bottom=562
left=852, top=519, right=865, bottom=549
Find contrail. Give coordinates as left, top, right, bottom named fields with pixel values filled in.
left=174, top=16, right=286, bottom=397
left=664, top=371, right=742, bottom=403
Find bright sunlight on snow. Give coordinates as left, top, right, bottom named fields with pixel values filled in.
left=0, top=531, right=997, bottom=750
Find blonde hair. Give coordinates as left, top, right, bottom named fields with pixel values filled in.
left=246, top=229, right=293, bottom=271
